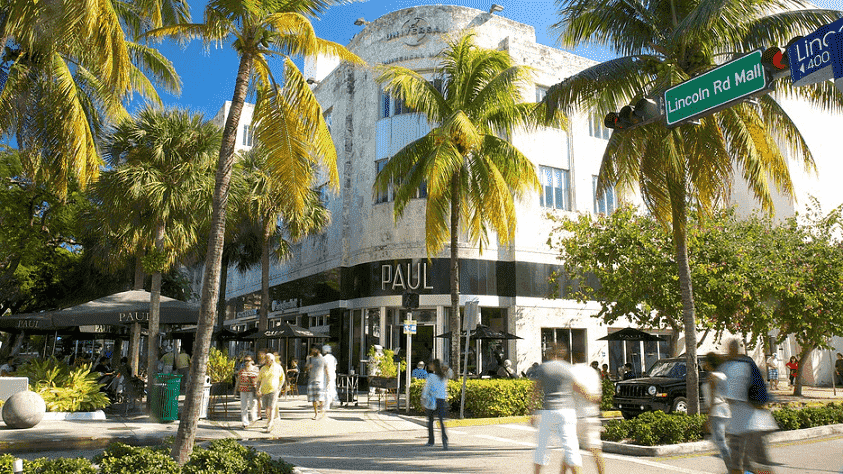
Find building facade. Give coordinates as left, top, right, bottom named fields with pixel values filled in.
left=204, top=5, right=841, bottom=385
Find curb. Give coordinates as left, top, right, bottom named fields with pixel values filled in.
left=42, top=410, right=107, bottom=421
left=601, top=422, right=843, bottom=457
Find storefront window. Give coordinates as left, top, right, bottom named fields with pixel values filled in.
left=541, top=328, right=586, bottom=363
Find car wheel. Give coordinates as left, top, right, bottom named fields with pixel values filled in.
left=621, top=410, right=637, bottom=420
left=671, top=397, right=688, bottom=414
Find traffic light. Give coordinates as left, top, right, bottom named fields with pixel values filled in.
left=402, top=291, right=419, bottom=309
left=761, top=47, right=790, bottom=81
left=604, top=98, right=662, bottom=130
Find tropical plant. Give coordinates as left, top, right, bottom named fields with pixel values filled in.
left=543, top=0, right=843, bottom=414
left=376, top=32, right=558, bottom=374
left=96, top=107, right=220, bottom=388
left=207, top=347, right=236, bottom=384
left=143, top=0, right=363, bottom=462
left=15, top=357, right=110, bottom=412
left=0, top=0, right=187, bottom=197
left=237, top=145, right=330, bottom=337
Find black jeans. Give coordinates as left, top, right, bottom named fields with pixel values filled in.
left=426, top=398, right=448, bottom=447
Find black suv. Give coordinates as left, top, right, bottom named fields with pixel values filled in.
left=613, top=357, right=708, bottom=419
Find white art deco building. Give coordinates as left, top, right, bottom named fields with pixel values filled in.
left=202, top=5, right=841, bottom=386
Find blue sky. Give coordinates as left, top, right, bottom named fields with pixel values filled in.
left=152, top=0, right=843, bottom=118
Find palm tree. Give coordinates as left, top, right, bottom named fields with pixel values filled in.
left=0, top=0, right=187, bottom=195
left=98, top=107, right=220, bottom=389
left=375, top=32, right=557, bottom=375
left=237, top=145, right=330, bottom=342
left=144, top=1, right=363, bottom=462
left=543, top=0, right=843, bottom=414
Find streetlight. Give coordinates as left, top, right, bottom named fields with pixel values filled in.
left=489, top=4, right=504, bottom=13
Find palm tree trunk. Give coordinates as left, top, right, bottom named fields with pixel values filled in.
left=172, top=52, right=254, bottom=464
left=129, top=254, right=145, bottom=375
left=146, top=223, right=165, bottom=401
left=671, top=197, right=701, bottom=415
left=258, top=217, right=273, bottom=344
left=216, top=254, right=229, bottom=332
left=449, top=175, right=461, bottom=376
left=793, top=345, right=812, bottom=396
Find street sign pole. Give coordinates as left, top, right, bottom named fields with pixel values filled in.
left=403, top=315, right=417, bottom=414
left=459, top=300, right=479, bottom=419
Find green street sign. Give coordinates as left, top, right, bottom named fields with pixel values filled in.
left=664, top=51, right=766, bottom=126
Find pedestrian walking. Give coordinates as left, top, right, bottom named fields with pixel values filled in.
left=322, top=345, right=338, bottom=410
left=719, top=339, right=778, bottom=474
left=175, top=348, right=190, bottom=393
left=306, top=344, right=328, bottom=419
left=159, top=348, right=174, bottom=374
left=766, top=353, right=780, bottom=390
left=235, top=356, right=259, bottom=428
left=572, top=355, right=605, bottom=474
left=258, top=352, right=284, bottom=432
left=785, top=356, right=798, bottom=387
left=421, top=359, right=449, bottom=450
left=412, top=361, right=429, bottom=380
left=531, top=341, right=598, bottom=474
left=702, top=352, right=731, bottom=469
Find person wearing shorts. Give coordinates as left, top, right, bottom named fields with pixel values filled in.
left=572, top=354, right=605, bottom=474
left=258, top=352, right=283, bottom=432
left=306, top=344, right=328, bottom=419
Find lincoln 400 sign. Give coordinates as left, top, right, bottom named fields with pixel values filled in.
left=665, top=51, right=766, bottom=126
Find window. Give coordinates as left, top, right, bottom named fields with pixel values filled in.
left=324, top=109, right=332, bottom=134
left=541, top=328, right=586, bottom=363
left=379, top=90, right=417, bottom=118
left=539, top=165, right=571, bottom=210
left=593, top=176, right=616, bottom=215
left=536, top=85, right=548, bottom=102
left=589, top=114, right=611, bottom=140
left=380, top=91, right=391, bottom=119
left=375, top=159, right=391, bottom=203
left=243, top=124, right=254, bottom=147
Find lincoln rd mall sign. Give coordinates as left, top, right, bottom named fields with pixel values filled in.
left=665, top=50, right=767, bottom=126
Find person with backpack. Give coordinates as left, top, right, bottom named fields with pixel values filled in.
left=719, top=339, right=778, bottom=474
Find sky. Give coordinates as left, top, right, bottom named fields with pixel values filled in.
left=150, top=0, right=623, bottom=117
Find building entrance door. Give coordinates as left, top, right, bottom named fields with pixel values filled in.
left=409, top=324, right=435, bottom=367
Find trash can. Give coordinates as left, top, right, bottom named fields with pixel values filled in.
left=199, top=376, right=212, bottom=419
left=150, top=373, right=181, bottom=422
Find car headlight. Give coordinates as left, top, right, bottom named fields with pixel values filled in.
left=647, top=385, right=657, bottom=396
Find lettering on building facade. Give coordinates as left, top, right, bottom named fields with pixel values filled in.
left=381, top=262, right=434, bottom=291
left=384, top=17, right=444, bottom=46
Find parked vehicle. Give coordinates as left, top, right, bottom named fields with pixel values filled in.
left=613, top=356, right=708, bottom=419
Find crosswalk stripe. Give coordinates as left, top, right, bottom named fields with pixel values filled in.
left=498, top=423, right=536, bottom=432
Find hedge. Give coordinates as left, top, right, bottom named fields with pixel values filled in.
left=602, top=411, right=706, bottom=446
left=0, top=439, right=295, bottom=474
left=772, top=403, right=843, bottom=431
left=408, top=378, right=541, bottom=417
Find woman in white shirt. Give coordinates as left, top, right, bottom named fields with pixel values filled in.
left=703, top=352, right=731, bottom=468
left=421, top=359, right=449, bottom=450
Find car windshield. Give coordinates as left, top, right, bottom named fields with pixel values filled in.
left=646, top=361, right=686, bottom=378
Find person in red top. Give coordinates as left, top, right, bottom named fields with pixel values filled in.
left=235, top=356, right=259, bottom=428
left=785, top=356, right=799, bottom=387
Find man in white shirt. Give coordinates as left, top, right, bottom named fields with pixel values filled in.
left=322, top=345, right=338, bottom=410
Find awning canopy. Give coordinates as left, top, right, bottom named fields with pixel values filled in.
left=597, top=327, right=667, bottom=342
left=1, top=290, right=199, bottom=331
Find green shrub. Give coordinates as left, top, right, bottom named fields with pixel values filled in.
left=95, top=443, right=181, bottom=474
left=184, top=439, right=293, bottom=474
left=26, top=458, right=97, bottom=474
left=207, top=348, right=236, bottom=385
left=600, top=377, right=615, bottom=411
left=600, top=411, right=705, bottom=446
left=408, top=378, right=540, bottom=417
left=773, top=403, right=843, bottom=431
left=15, top=357, right=109, bottom=412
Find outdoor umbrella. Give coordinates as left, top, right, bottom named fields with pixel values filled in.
left=47, top=290, right=200, bottom=326
left=598, top=327, right=666, bottom=376
left=245, top=323, right=316, bottom=340
left=0, top=313, right=68, bottom=333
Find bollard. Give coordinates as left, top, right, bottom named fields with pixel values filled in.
left=13, top=458, right=23, bottom=474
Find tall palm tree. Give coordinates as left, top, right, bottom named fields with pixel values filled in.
left=98, top=107, right=220, bottom=388
left=144, top=0, right=363, bottom=462
left=238, top=145, right=330, bottom=342
left=0, top=0, right=187, bottom=195
left=375, top=32, right=558, bottom=375
left=543, top=0, right=843, bottom=414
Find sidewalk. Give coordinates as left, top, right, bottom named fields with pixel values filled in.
left=0, top=393, right=422, bottom=455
